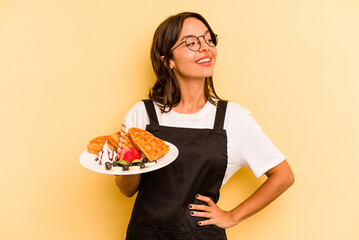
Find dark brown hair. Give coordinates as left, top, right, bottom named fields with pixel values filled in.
left=149, top=12, right=221, bottom=112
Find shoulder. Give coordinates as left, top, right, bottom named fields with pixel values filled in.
left=224, top=101, right=252, bottom=128
left=123, top=101, right=146, bottom=120
left=123, top=101, right=149, bottom=130
left=129, top=100, right=146, bottom=111
left=226, top=101, right=250, bottom=115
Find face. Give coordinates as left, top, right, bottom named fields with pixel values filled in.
left=169, top=17, right=217, bottom=81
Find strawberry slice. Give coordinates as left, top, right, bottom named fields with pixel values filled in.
left=131, top=147, right=141, bottom=159
left=119, top=146, right=131, bottom=161
left=123, top=150, right=136, bottom=163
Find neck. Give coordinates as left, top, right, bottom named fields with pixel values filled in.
left=173, top=77, right=207, bottom=114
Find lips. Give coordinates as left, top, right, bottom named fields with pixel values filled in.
left=196, top=58, right=211, bottom=64
left=195, top=55, right=212, bottom=64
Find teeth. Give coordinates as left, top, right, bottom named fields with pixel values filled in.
left=196, top=58, right=210, bottom=64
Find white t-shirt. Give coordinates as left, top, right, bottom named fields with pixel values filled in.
left=123, top=100, right=286, bottom=186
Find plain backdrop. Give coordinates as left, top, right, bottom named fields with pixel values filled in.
left=1, top=0, right=358, bottom=239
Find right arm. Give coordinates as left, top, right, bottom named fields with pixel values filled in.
left=115, top=174, right=141, bottom=197
left=116, top=101, right=148, bottom=197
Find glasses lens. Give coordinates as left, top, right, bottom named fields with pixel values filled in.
left=204, top=32, right=217, bottom=47
left=185, top=36, right=201, bottom=51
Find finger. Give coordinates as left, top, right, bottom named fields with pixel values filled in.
left=190, top=211, right=211, bottom=218
left=196, top=194, right=215, bottom=206
left=189, top=204, right=211, bottom=212
left=198, top=219, right=214, bottom=226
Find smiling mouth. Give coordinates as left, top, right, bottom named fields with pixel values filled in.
left=195, top=58, right=211, bottom=64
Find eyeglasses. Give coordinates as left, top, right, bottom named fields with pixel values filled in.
left=170, top=32, right=218, bottom=52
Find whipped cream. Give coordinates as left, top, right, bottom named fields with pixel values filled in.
left=95, top=141, right=119, bottom=165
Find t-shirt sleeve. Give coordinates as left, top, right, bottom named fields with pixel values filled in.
left=122, top=101, right=149, bottom=131
left=238, top=111, right=286, bottom=178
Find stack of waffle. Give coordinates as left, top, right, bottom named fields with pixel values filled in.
left=87, top=125, right=169, bottom=162
left=128, top=128, right=170, bottom=162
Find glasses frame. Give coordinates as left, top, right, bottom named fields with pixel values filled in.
left=170, top=32, right=218, bottom=52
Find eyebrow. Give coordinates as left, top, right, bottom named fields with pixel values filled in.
left=179, top=30, right=210, bottom=42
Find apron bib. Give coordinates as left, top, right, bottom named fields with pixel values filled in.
left=126, top=100, right=228, bottom=240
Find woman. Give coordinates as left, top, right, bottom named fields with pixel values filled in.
left=115, top=12, right=294, bottom=239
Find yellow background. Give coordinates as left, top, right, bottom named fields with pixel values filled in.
left=1, top=0, right=358, bottom=239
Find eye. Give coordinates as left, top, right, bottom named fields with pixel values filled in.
left=186, top=36, right=199, bottom=47
left=204, top=32, right=216, bottom=46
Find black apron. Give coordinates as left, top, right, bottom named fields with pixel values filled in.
left=126, top=100, right=228, bottom=240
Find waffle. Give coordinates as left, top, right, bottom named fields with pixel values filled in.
left=128, top=127, right=170, bottom=162
left=122, top=132, right=134, bottom=149
left=107, top=131, right=120, bottom=151
left=106, top=132, right=134, bottom=151
left=87, top=135, right=110, bottom=154
left=87, top=123, right=135, bottom=154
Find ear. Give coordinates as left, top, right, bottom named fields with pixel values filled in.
left=161, top=56, right=175, bottom=69
left=168, top=59, right=175, bottom=69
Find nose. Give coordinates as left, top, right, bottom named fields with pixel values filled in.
left=198, top=36, right=210, bottom=52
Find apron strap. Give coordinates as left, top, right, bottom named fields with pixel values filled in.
left=143, top=99, right=227, bottom=129
left=213, top=100, right=228, bottom=130
left=142, top=99, right=159, bottom=126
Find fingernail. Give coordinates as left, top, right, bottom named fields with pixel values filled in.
left=196, top=194, right=199, bottom=198
left=188, top=204, right=192, bottom=209
left=190, top=211, right=194, bottom=215
left=198, top=221, right=202, bottom=226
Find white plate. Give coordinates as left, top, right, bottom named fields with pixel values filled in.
left=79, top=141, right=178, bottom=175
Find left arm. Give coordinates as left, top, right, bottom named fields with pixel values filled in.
left=189, top=160, right=294, bottom=229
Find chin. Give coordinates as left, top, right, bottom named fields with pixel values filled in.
left=203, top=71, right=215, bottom=78
left=177, top=69, right=215, bottom=80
